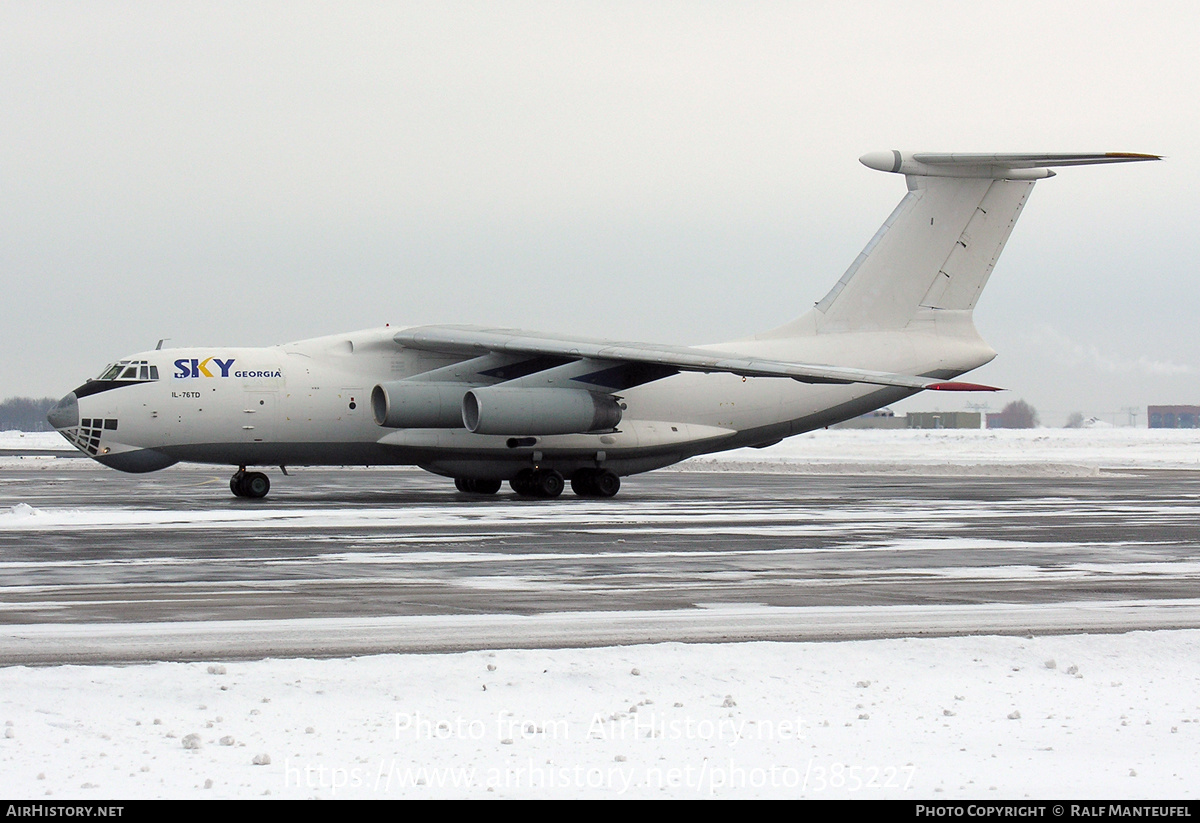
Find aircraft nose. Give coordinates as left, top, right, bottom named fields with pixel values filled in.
left=46, top=392, right=79, bottom=429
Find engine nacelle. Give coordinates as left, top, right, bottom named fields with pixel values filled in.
left=372, top=381, right=470, bottom=428
left=462, top=387, right=622, bottom=435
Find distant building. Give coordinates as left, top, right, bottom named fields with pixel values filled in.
left=831, top=408, right=907, bottom=430
left=1148, top=405, right=1200, bottom=428
left=907, top=411, right=982, bottom=430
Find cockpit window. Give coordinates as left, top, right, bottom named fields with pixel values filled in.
left=97, top=360, right=159, bottom=382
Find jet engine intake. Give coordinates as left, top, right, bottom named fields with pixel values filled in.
left=371, top=382, right=471, bottom=428
left=462, top=387, right=622, bottom=435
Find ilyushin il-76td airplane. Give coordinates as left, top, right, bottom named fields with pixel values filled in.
left=48, top=151, right=1158, bottom=499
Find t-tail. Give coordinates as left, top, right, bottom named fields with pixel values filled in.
left=771, top=152, right=1160, bottom=338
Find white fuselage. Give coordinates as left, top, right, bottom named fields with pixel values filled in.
left=52, top=311, right=993, bottom=480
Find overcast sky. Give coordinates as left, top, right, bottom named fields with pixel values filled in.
left=4, top=1, right=1197, bottom=425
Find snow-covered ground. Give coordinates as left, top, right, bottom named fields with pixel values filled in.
left=0, top=431, right=72, bottom=449
left=688, top=426, right=1200, bottom=475
left=3, top=428, right=1200, bottom=798
left=2, top=633, right=1198, bottom=799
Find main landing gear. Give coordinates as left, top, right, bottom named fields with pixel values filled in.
left=510, top=468, right=565, bottom=498
left=230, top=468, right=270, bottom=499
left=454, top=477, right=503, bottom=494
left=501, top=468, right=620, bottom=499
left=570, top=468, right=621, bottom=498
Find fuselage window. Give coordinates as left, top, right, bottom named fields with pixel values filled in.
left=149, top=365, right=159, bottom=380
left=139, top=365, right=150, bottom=380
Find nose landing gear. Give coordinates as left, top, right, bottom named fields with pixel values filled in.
left=230, top=468, right=271, bottom=499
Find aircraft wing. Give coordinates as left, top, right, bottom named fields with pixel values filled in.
left=393, top=325, right=998, bottom=392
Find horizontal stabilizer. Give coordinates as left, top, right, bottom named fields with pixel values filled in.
left=860, top=151, right=1160, bottom=179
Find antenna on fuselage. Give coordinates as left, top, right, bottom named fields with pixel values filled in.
left=155, top=338, right=169, bottom=350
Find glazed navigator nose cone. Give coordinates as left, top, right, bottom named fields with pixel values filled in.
left=46, top=392, right=79, bottom=429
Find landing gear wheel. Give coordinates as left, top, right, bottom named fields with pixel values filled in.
left=242, top=471, right=270, bottom=498
left=592, top=469, right=620, bottom=498
left=511, top=469, right=563, bottom=498
left=231, top=470, right=269, bottom=498
left=511, top=469, right=538, bottom=497
left=570, top=471, right=593, bottom=496
left=535, top=469, right=564, bottom=498
left=456, top=477, right=502, bottom=494
left=571, top=469, right=620, bottom=498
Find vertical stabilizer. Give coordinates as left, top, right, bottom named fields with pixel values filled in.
left=813, top=175, right=1032, bottom=332
left=778, top=151, right=1159, bottom=336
